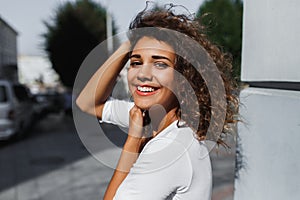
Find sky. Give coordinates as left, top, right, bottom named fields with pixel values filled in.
left=0, top=0, right=204, bottom=56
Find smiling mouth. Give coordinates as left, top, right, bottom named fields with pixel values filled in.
left=136, top=85, right=159, bottom=95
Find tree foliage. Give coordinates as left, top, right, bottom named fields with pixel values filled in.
left=197, top=0, right=243, bottom=79
left=43, top=0, right=116, bottom=87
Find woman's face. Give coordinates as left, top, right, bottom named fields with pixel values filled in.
left=127, top=36, right=178, bottom=111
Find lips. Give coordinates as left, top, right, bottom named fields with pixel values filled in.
left=135, top=85, right=159, bottom=96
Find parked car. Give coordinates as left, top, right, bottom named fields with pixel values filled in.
left=32, top=91, right=64, bottom=119
left=0, top=80, right=35, bottom=140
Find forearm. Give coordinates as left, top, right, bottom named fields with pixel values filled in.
left=104, top=136, right=143, bottom=200
left=76, top=41, right=130, bottom=118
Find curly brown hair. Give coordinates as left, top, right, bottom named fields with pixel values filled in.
left=127, top=3, right=239, bottom=146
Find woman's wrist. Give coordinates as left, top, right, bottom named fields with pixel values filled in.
left=117, top=40, right=131, bottom=55
left=123, top=135, right=144, bottom=153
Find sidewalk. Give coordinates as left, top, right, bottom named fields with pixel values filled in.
left=0, top=114, right=236, bottom=200
left=212, top=184, right=234, bottom=200
left=210, top=136, right=236, bottom=200
left=0, top=149, right=235, bottom=200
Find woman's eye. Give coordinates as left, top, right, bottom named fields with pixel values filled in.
left=130, top=61, right=142, bottom=67
left=154, top=62, right=169, bottom=69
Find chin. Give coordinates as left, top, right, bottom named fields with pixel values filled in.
left=133, top=101, right=152, bottom=110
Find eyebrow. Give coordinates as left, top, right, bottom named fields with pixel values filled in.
left=129, top=54, right=172, bottom=62
left=152, top=55, right=172, bottom=62
left=129, top=54, right=141, bottom=59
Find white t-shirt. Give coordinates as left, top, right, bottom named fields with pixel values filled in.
left=102, top=99, right=212, bottom=200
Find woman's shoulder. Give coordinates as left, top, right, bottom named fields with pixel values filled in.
left=132, top=134, right=194, bottom=175
left=101, top=98, right=134, bottom=127
left=143, top=121, right=208, bottom=154
left=135, top=124, right=208, bottom=170
left=104, top=98, right=134, bottom=109
left=143, top=124, right=211, bottom=167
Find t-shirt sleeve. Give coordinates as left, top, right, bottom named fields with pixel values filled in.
left=101, top=98, right=134, bottom=128
left=113, top=138, right=193, bottom=200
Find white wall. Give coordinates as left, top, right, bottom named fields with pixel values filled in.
left=235, top=88, right=300, bottom=199
left=18, top=55, right=59, bottom=91
left=241, top=0, right=300, bottom=82
left=235, top=0, right=300, bottom=199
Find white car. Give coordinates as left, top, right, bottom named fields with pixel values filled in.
left=0, top=80, right=34, bottom=140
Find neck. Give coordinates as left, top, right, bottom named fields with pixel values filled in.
left=148, top=105, right=178, bottom=137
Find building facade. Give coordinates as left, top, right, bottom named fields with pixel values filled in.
left=0, top=16, right=18, bottom=82
left=234, top=0, right=300, bottom=199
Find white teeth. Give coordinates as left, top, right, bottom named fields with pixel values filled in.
left=137, top=86, right=155, bottom=92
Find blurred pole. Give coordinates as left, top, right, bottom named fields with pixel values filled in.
left=105, top=2, right=113, bottom=54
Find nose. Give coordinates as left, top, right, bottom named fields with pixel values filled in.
left=137, top=64, right=153, bottom=82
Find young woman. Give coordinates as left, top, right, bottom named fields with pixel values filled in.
left=76, top=4, right=238, bottom=200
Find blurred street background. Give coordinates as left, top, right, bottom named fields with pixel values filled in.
left=0, top=111, right=235, bottom=200
left=0, top=0, right=242, bottom=199
left=4, top=0, right=299, bottom=199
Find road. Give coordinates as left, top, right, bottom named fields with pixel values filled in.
left=0, top=112, right=235, bottom=200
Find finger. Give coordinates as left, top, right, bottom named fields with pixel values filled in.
left=130, top=105, right=142, bottom=116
